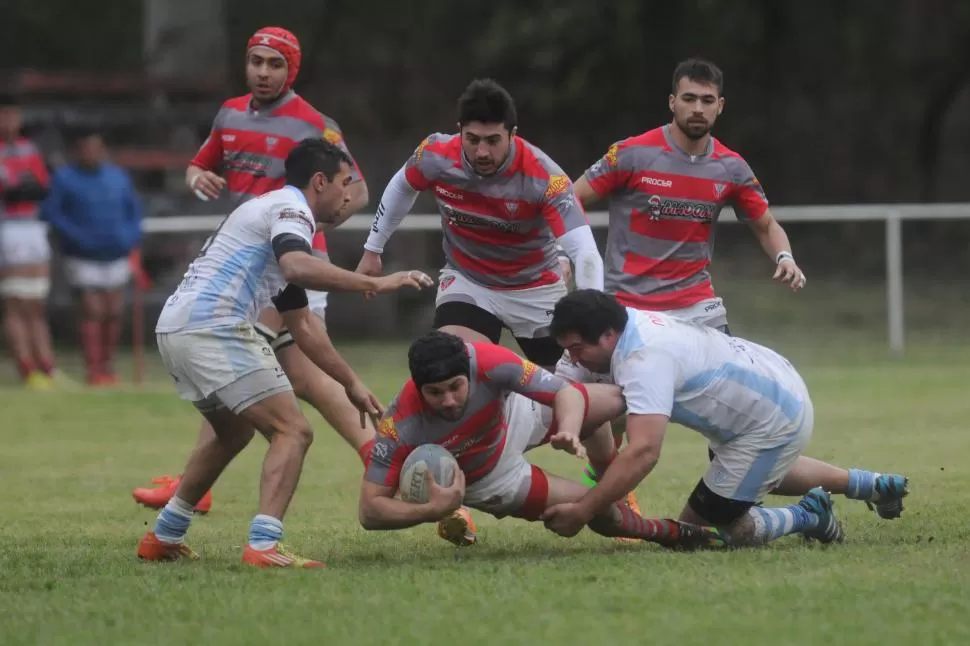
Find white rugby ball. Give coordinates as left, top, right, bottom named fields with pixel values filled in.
left=399, top=444, right=459, bottom=504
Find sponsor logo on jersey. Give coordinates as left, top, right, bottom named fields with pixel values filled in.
left=519, top=360, right=538, bottom=386
left=278, top=208, right=314, bottom=231
left=435, top=186, right=463, bottom=200
left=378, top=417, right=399, bottom=442
left=413, top=136, right=432, bottom=163
left=641, top=176, right=673, bottom=188
left=543, top=174, right=570, bottom=200
left=221, top=134, right=236, bottom=142
left=646, top=195, right=716, bottom=223
left=439, top=275, right=456, bottom=290
left=605, top=143, right=619, bottom=168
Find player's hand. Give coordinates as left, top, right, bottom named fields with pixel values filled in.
left=774, top=258, right=806, bottom=291
left=356, top=251, right=383, bottom=299
left=427, top=467, right=465, bottom=517
left=541, top=502, right=592, bottom=538
left=548, top=430, right=586, bottom=459
left=345, top=380, right=384, bottom=429
left=373, top=270, right=434, bottom=294
left=558, top=257, right=573, bottom=288
left=189, top=171, right=226, bottom=201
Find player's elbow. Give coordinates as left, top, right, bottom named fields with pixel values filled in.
left=278, top=253, right=307, bottom=285
left=358, top=498, right=385, bottom=531
left=627, top=439, right=662, bottom=471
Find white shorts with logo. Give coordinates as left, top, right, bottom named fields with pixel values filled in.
left=704, top=393, right=814, bottom=503
left=436, top=268, right=567, bottom=339
left=64, top=257, right=131, bottom=290
left=463, top=393, right=555, bottom=517
left=0, top=220, right=50, bottom=268
left=659, top=297, right=728, bottom=330
left=156, top=323, right=293, bottom=414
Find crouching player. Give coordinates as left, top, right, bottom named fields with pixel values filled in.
left=543, top=290, right=864, bottom=546
left=358, top=331, right=723, bottom=549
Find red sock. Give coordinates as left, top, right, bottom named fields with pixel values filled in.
left=16, top=357, right=35, bottom=380
left=79, top=320, right=102, bottom=378
left=101, top=317, right=121, bottom=375
left=37, top=356, right=55, bottom=376
left=614, top=502, right=680, bottom=543
left=358, top=439, right=375, bottom=468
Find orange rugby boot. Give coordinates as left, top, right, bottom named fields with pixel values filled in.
left=242, top=543, right=325, bottom=569
left=132, top=475, right=212, bottom=514
left=137, top=531, right=199, bottom=562
left=436, top=506, right=478, bottom=547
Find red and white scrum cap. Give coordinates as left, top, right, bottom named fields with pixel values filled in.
left=247, top=27, right=302, bottom=92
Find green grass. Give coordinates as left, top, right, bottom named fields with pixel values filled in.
left=1, top=342, right=970, bottom=646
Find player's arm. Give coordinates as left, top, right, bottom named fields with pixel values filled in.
left=186, top=111, right=227, bottom=200
left=730, top=160, right=806, bottom=290
left=3, top=143, right=50, bottom=202
left=570, top=350, right=677, bottom=520
left=359, top=427, right=465, bottom=530
left=572, top=140, right=634, bottom=207
left=272, top=207, right=432, bottom=293
left=539, top=169, right=604, bottom=291
left=357, top=135, right=438, bottom=276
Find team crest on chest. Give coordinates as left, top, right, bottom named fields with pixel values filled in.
left=266, top=136, right=278, bottom=150
left=713, top=183, right=727, bottom=199
left=505, top=201, right=519, bottom=214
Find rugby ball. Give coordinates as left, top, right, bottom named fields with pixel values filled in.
left=399, top=444, right=459, bottom=504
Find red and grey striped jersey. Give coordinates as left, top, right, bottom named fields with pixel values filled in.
left=403, top=133, right=588, bottom=290
left=364, top=343, right=570, bottom=488
left=585, top=125, right=768, bottom=310
left=0, top=138, right=49, bottom=220
left=190, top=90, right=363, bottom=206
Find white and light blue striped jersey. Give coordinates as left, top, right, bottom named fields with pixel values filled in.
left=155, top=186, right=315, bottom=333
left=609, top=309, right=808, bottom=443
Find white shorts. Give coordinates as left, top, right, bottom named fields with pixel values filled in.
left=658, top=297, right=728, bottom=330
left=64, top=257, right=131, bottom=290
left=0, top=220, right=50, bottom=268
left=306, top=289, right=328, bottom=321
left=436, top=268, right=567, bottom=339
left=463, top=394, right=554, bottom=518
left=704, top=397, right=814, bottom=503
left=156, top=323, right=293, bottom=414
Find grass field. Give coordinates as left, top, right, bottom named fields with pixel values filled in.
left=1, top=339, right=969, bottom=646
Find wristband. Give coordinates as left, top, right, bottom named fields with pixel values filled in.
left=775, top=251, right=794, bottom=264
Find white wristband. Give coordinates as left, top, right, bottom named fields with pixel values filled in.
left=775, top=251, right=794, bottom=264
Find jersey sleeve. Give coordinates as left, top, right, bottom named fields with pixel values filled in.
left=269, top=202, right=315, bottom=244
left=613, top=349, right=678, bottom=416
left=475, top=343, right=570, bottom=406
left=402, top=134, right=443, bottom=192
left=725, top=156, right=769, bottom=221
left=583, top=140, right=634, bottom=197
left=321, top=115, right=364, bottom=184
left=190, top=106, right=226, bottom=172
left=538, top=158, right=589, bottom=237
left=363, top=392, right=418, bottom=487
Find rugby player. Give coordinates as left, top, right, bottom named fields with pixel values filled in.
left=544, top=290, right=850, bottom=546
left=133, top=26, right=375, bottom=514
left=356, top=78, right=614, bottom=545
left=564, top=59, right=908, bottom=518
left=359, top=330, right=723, bottom=551
left=137, top=139, right=433, bottom=568
left=0, top=92, right=58, bottom=388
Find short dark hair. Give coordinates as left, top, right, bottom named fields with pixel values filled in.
left=408, top=330, right=470, bottom=388
left=457, top=78, right=517, bottom=131
left=550, top=289, right=629, bottom=344
left=284, top=138, right=352, bottom=187
left=672, top=58, right=724, bottom=96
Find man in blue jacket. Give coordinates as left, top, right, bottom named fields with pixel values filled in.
left=44, top=127, right=144, bottom=385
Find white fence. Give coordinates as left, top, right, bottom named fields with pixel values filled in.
left=143, top=203, right=970, bottom=355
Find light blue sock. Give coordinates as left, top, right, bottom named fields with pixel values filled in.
left=748, top=505, right=817, bottom=543
left=846, top=468, right=879, bottom=501
left=153, top=496, right=194, bottom=544
left=248, top=514, right=283, bottom=550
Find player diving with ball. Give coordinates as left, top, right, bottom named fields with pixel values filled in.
left=358, top=330, right=724, bottom=550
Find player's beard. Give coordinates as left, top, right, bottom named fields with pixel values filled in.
left=676, top=116, right=712, bottom=141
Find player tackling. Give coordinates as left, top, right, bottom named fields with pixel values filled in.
left=544, top=290, right=908, bottom=546
left=137, top=139, right=433, bottom=568
left=358, top=331, right=723, bottom=550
